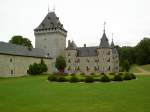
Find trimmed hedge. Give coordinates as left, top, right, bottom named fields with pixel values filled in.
left=85, top=76, right=94, bottom=83
left=70, top=76, right=79, bottom=83
left=48, top=75, right=57, bottom=81
left=100, top=75, right=110, bottom=82
left=124, top=73, right=132, bottom=80
left=57, top=76, right=67, bottom=82
left=113, top=75, right=123, bottom=81
left=80, top=73, right=85, bottom=76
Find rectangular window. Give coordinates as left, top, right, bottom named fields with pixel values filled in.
left=11, top=70, right=13, bottom=75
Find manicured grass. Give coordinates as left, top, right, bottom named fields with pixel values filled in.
left=141, top=64, right=150, bottom=72
left=130, top=65, right=142, bottom=73
left=0, top=75, right=150, bottom=112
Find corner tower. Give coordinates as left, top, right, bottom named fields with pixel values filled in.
left=34, top=11, right=67, bottom=58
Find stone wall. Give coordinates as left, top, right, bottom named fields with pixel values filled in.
left=66, top=48, right=119, bottom=74
left=35, top=31, right=66, bottom=59
left=0, top=54, right=52, bottom=77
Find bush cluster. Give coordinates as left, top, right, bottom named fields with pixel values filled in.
left=100, top=75, right=110, bottom=82
left=28, top=59, right=48, bottom=75
left=48, top=72, right=136, bottom=83
left=85, top=76, right=94, bottom=83
left=57, top=76, right=67, bottom=82
left=48, top=75, right=57, bottom=81
left=123, top=72, right=136, bottom=80
left=113, top=74, right=123, bottom=81
left=70, top=76, right=79, bottom=83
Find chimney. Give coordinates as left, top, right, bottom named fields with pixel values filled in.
left=84, top=44, right=86, bottom=47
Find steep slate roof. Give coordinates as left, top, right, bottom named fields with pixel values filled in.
left=34, top=12, right=66, bottom=32
left=77, top=47, right=98, bottom=57
left=67, top=41, right=77, bottom=50
left=0, top=41, right=51, bottom=58
left=99, top=31, right=110, bottom=48
left=111, top=40, right=118, bottom=54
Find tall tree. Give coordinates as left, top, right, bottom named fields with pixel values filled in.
left=55, top=55, right=66, bottom=74
left=9, top=35, right=33, bottom=48
left=135, top=38, right=150, bottom=65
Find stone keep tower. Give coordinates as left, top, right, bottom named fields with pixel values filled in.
left=97, top=30, right=112, bottom=72
left=34, top=12, right=67, bottom=58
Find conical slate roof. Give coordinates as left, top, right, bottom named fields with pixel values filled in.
left=111, top=40, right=118, bottom=54
left=99, top=30, right=110, bottom=48
left=34, top=12, right=66, bottom=32
left=67, top=41, right=77, bottom=50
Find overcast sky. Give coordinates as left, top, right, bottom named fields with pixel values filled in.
left=0, top=0, right=150, bottom=47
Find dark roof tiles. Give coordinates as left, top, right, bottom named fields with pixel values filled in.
left=99, top=31, right=110, bottom=48
left=0, top=41, right=51, bottom=58
left=34, top=12, right=66, bottom=32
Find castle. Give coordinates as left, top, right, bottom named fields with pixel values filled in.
left=0, top=11, right=119, bottom=77
left=34, top=11, right=119, bottom=74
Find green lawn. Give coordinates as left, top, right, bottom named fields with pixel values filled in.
left=0, top=75, right=150, bottom=112
left=130, top=65, right=142, bottom=73
left=141, top=64, right=150, bottom=72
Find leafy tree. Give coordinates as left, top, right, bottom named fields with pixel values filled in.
left=117, top=46, right=135, bottom=65
left=55, top=55, right=66, bottom=73
left=9, top=35, right=33, bottom=48
left=135, top=38, right=150, bottom=65
left=40, top=59, right=48, bottom=72
left=121, top=60, right=130, bottom=72
left=28, top=60, right=48, bottom=75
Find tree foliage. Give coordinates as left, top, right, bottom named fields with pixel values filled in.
left=55, top=55, right=66, bottom=73
left=28, top=59, right=48, bottom=75
left=9, top=35, right=33, bottom=48
left=135, top=38, right=150, bottom=65
left=117, top=37, right=150, bottom=66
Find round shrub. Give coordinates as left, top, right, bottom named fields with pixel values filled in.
left=71, top=73, right=75, bottom=76
left=85, top=76, right=94, bottom=83
left=113, top=75, right=123, bottom=81
left=100, top=72, right=105, bottom=75
left=94, top=78, right=100, bottom=82
left=57, top=76, right=67, bottom=82
left=69, top=76, right=79, bottom=83
left=79, top=79, right=85, bottom=82
left=118, top=72, right=123, bottom=76
left=109, top=72, right=116, bottom=75
left=123, top=73, right=132, bottom=80
left=80, top=73, right=85, bottom=76
left=130, top=73, right=136, bottom=79
left=100, top=75, right=110, bottom=82
left=48, top=75, right=57, bottom=81
left=90, top=73, right=95, bottom=76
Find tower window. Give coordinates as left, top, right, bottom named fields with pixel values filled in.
left=86, top=66, right=89, bottom=71
left=11, top=70, right=13, bottom=75
left=68, top=59, right=71, bottom=63
left=68, top=53, right=70, bottom=56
